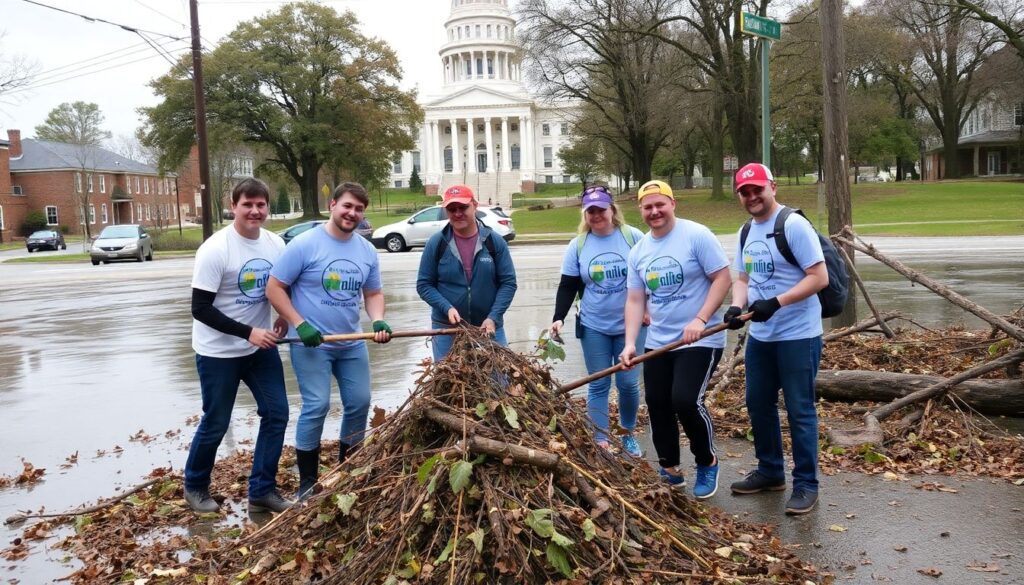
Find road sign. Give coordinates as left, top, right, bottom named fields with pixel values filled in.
left=741, top=12, right=781, bottom=41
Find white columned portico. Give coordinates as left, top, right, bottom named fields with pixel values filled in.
left=433, top=121, right=443, bottom=174
left=500, top=117, right=510, bottom=171
left=466, top=117, right=476, bottom=174
left=522, top=114, right=533, bottom=170
left=449, top=118, right=460, bottom=174
left=422, top=121, right=433, bottom=176
left=484, top=117, right=495, bottom=173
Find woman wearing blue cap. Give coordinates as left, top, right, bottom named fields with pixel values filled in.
left=550, top=185, right=646, bottom=456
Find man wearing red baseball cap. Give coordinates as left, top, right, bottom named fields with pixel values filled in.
left=416, top=184, right=517, bottom=360
left=724, top=163, right=829, bottom=515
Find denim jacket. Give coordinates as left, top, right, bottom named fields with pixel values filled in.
left=416, top=222, right=517, bottom=328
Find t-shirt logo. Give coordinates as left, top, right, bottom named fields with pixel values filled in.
left=237, top=258, right=272, bottom=299
left=321, top=259, right=364, bottom=301
left=588, top=252, right=627, bottom=290
left=743, top=241, right=774, bottom=284
left=643, top=256, right=684, bottom=297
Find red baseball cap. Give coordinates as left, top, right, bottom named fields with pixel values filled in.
left=442, top=184, right=476, bottom=207
left=734, top=163, right=775, bottom=191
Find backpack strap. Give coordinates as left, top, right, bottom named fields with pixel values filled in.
left=575, top=232, right=588, bottom=258
left=770, top=207, right=800, bottom=268
left=739, top=218, right=753, bottom=251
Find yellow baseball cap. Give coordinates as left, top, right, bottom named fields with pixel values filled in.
left=638, top=180, right=674, bottom=201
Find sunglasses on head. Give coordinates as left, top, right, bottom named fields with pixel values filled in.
left=583, top=185, right=609, bottom=197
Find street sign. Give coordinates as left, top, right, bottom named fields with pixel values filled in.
left=741, top=12, right=781, bottom=41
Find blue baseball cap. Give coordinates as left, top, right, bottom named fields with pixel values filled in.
left=581, top=186, right=613, bottom=209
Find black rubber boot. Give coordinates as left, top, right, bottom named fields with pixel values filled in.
left=338, top=442, right=350, bottom=464
left=295, top=447, right=320, bottom=500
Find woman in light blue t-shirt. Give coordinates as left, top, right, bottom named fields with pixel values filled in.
left=550, top=185, right=646, bottom=457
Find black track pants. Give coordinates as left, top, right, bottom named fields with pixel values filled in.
left=643, top=346, right=723, bottom=469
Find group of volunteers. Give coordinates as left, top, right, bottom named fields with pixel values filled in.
left=182, top=160, right=829, bottom=519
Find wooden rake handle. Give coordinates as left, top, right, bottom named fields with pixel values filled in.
left=278, top=328, right=460, bottom=344
left=556, top=313, right=752, bottom=395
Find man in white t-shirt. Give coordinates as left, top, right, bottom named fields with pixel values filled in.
left=724, top=163, right=828, bottom=515
left=185, top=178, right=292, bottom=515
left=620, top=180, right=732, bottom=500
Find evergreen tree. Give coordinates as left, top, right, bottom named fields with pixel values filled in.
left=276, top=186, right=291, bottom=215
left=409, top=167, right=423, bottom=192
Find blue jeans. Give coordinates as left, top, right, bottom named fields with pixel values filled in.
left=431, top=322, right=507, bottom=362
left=579, top=325, right=646, bottom=443
left=744, top=336, right=823, bottom=493
left=290, top=343, right=371, bottom=451
left=185, top=348, right=289, bottom=499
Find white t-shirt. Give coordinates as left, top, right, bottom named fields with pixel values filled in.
left=191, top=225, right=285, bottom=358
left=627, top=218, right=730, bottom=350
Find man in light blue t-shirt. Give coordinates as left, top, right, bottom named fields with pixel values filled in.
left=724, top=163, right=828, bottom=515
left=620, top=180, right=731, bottom=501
left=267, top=182, right=392, bottom=499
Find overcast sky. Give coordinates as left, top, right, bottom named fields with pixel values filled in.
left=0, top=0, right=453, bottom=142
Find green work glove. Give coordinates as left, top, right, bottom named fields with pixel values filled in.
left=372, top=320, right=392, bottom=335
left=296, top=321, right=323, bottom=347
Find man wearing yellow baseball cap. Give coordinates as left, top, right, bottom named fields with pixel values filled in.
left=619, top=179, right=732, bottom=499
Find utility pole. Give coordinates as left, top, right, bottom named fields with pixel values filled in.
left=189, top=0, right=213, bottom=240
left=819, top=0, right=856, bottom=325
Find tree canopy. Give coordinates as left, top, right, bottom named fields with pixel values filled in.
left=35, top=101, right=110, bottom=145
left=140, top=2, right=421, bottom=216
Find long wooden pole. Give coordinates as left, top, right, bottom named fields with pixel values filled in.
left=277, top=328, right=460, bottom=344
left=557, top=314, right=751, bottom=395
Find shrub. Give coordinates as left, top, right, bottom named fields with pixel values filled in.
left=409, top=167, right=423, bottom=193
left=20, top=211, right=47, bottom=236
left=152, top=232, right=202, bottom=251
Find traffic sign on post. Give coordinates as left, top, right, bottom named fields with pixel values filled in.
left=741, top=12, right=781, bottom=41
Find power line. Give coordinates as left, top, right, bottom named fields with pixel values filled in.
left=4, top=45, right=190, bottom=96
left=29, top=40, right=174, bottom=84
left=19, top=0, right=188, bottom=41
left=133, top=0, right=189, bottom=30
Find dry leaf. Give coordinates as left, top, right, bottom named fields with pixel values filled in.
left=916, top=567, right=942, bottom=577
left=370, top=406, right=387, bottom=429
left=965, top=562, right=1000, bottom=572
left=828, top=524, right=848, bottom=533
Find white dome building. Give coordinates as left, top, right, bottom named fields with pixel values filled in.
left=389, top=0, right=578, bottom=206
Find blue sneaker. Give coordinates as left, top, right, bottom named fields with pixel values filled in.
left=621, top=435, right=642, bottom=458
left=693, top=463, right=719, bottom=500
left=658, top=467, right=686, bottom=488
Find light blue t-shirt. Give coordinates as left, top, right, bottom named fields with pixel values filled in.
left=561, top=226, right=645, bottom=335
left=734, top=205, right=825, bottom=342
left=270, top=226, right=382, bottom=349
left=627, top=219, right=730, bottom=350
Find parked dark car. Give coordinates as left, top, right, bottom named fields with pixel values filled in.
left=25, top=230, right=66, bottom=252
left=278, top=219, right=373, bottom=244
left=89, top=224, right=154, bottom=265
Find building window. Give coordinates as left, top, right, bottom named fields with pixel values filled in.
left=99, top=175, right=106, bottom=193
left=12, top=185, right=22, bottom=195
left=487, top=58, right=493, bottom=76
left=412, top=151, right=421, bottom=173
left=545, top=175, right=554, bottom=184
left=1016, top=103, right=1024, bottom=126
left=476, top=58, right=483, bottom=75
left=543, top=146, right=553, bottom=168
left=88, top=204, right=96, bottom=224
left=511, top=123, right=518, bottom=131
left=158, top=179, right=163, bottom=195
left=87, top=174, right=94, bottom=193
left=477, top=124, right=485, bottom=132
left=0, top=205, right=4, bottom=231
left=542, top=124, right=550, bottom=136
left=511, top=144, right=520, bottom=170
left=445, top=126, right=452, bottom=134
left=101, top=204, right=108, bottom=224
left=134, top=177, right=140, bottom=193
left=146, top=204, right=151, bottom=221
left=137, top=203, right=142, bottom=220
left=487, top=24, right=492, bottom=38
left=464, top=25, right=470, bottom=38
left=74, top=173, right=82, bottom=193
left=144, top=178, right=150, bottom=194
left=444, top=147, right=453, bottom=172
left=475, top=24, right=480, bottom=37
left=46, top=206, right=58, bottom=225
left=560, top=123, right=570, bottom=136
left=394, top=180, right=403, bottom=188
left=563, top=175, right=571, bottom=183
left=126, top=177, right=132, bottom=195
left=393, top=155, right=402, bottom=174
left=465, top=59, right=472, bottom=76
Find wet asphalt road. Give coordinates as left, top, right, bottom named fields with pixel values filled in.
left=0, top=236, right=1022, bottom=583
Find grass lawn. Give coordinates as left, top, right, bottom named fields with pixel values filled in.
left=510, top=180, right=1024, bottom=236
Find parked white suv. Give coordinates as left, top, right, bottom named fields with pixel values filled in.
left=371, top=206, right=514, bottom=253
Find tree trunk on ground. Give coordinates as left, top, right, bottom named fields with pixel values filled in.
left=816, top=369, right=1024, bottom=417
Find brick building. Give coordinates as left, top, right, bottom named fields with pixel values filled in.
left=4, top=129, right=183, bottom=240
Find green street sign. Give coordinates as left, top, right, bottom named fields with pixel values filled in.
left=741, top=12, right=781, bottom=41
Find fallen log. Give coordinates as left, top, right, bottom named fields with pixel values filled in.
left=816, top=369, right=1024, bottom=417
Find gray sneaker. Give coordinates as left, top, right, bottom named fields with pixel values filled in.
left=785, top=490, right=818, bottom=515
left=249, top=491, right=294, bottom=514
left=184, top=488, right=220, bottom=513
left=730, top=470, right=786, bottom=494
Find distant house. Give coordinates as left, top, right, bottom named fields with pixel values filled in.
left=3, top=129, right=183, bottom=240
left=924, top=47, right=1024, bottom=180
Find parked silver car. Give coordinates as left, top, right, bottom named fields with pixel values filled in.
left=90, top=224, right=154, bottom=265
left=371, top=206, right=514, bottom=253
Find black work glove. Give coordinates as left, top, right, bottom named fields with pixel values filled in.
left=749, top=297, right=781, bottom=323
left=723, top=305, right=745, bottom=330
